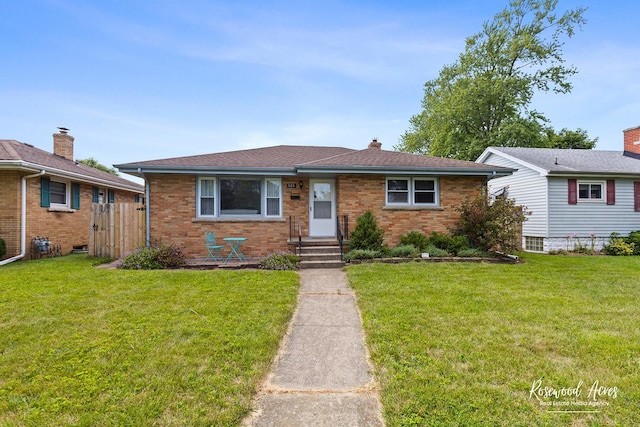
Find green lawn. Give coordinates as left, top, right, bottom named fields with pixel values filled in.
left=347, top=254, right=640, bottom=426
left=0, top=255, right=299, bottom=426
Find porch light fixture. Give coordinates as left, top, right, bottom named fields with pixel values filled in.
left=299, top=181, right=304, bottom=189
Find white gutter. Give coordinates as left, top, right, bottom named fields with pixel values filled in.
left=0, top=170, right=46, bottom=266
left=138, top=168, right=151, bottom=247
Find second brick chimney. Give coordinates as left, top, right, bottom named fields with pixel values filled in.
left=368, top=138, right=382, bottom=149
left=53, top=127, right=74, bottom=160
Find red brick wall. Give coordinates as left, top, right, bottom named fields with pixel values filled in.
left=0, top=171, right=142, bottom=260
left=337, top=175, right=486, bottom=247
left=146, top=173, right=485, bottom=259
left=623, top=126, right=640, bottom=155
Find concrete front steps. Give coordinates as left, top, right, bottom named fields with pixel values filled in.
left=294, top=239, right=345, bottom=269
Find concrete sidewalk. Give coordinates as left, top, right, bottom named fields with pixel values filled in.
left=242, top=269, right=385, bottom=427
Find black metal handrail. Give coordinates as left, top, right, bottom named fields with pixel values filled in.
left=337, top=215, right=348, bottom=257
left=289, top=215, right=303, bottom=255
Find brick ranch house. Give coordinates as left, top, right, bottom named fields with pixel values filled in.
left=0, top=130, right=144, bottom=264
left=115, top=139, right=513, bottom=260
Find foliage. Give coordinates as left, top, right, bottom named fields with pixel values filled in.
left=118, top=243, right=186, bottom=269
left=427, top=231, right=469, bottom=254
left=622, top=230, right=640, bottom=255
left=389, top=244, right=420, bottom=258
left=397, top=0, right=588, bottom=161
left=0, top=255, right=298, bottom=426
left=77, top=157, right=119, bottom=175
left=0, top=237, right=6, bottom=258
left=398, top=231, right=429, bottom=252
left=343, top=249, right=380, bottom=262
left=455, top=195, right=527, bottom=252
left=545, top=127, right=598, bottom=149
left=456, top=248, right=488, bottom=257
left=347, top=255, right=640, bottom=426
left=349, top=210, right=385, bottom=251
left=604, top=233, right=635, bottom=256
left=424, top=245, right=450, bottom=257
left=259, top=251, right=300, bottom=270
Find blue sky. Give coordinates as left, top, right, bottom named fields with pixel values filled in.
left=2, top=0, right=639, bottom=177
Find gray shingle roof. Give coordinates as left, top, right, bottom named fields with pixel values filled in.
left=117, top=145, right=512, bottom=176
left=487, top=147, right=640, bottom=175
left=0, top=139, right=144, bottom=192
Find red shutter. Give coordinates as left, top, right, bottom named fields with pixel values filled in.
left=568, top=179, right=577, bottom=205
left=606, top=180, right=615, bottom=205
left=635, top=182, right=640, bottom=212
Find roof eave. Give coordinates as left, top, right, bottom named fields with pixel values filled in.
left=296, top=165, right=514, bottom=176
left=116, top=164, right=298, bottom=177
left=1, top=160, right=143, bottom=193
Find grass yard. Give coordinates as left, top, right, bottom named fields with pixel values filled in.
left=347, top=254, right=640, bottom=426
left=0, top=255, right=299, bottom=426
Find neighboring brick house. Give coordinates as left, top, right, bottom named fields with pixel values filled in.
left=0, top=130, right=144, bottom=264
left=116, top=139, right=513, bottom=260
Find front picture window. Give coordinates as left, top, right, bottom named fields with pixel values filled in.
left=220, top=179, right=261, bottom=215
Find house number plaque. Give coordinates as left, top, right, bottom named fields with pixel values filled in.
left=287, top=183, right=297, bottom=188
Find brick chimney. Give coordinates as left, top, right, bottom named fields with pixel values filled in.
left=53, top=127, right=74, bottom=160
left=368, top=138, right=382, bottom=149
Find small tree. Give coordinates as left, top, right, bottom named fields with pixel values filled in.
left=454, top=195, right=527, bottom=252
left=0, top=237, right=6, bottom=258
left=349, top=211, right=385, bottom=251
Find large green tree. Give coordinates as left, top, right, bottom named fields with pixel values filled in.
left=397, top=0, right=589, bottom=161
left=77, top=157, right=119, bottom=175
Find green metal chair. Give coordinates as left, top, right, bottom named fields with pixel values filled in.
left=205, top=232, right=225, bottom=261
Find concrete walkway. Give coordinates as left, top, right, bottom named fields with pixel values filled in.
left=242, top=269, right=385, bottom=427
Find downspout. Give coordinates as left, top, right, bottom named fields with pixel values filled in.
left=0, top=170, right=46, bottom=266
left=138, top=168, right=151, bottom=247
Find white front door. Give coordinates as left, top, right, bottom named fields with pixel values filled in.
left=309, top=179, right=336, bottom=237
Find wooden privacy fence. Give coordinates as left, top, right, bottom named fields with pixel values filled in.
left=89, top=203, right=146, bottom=259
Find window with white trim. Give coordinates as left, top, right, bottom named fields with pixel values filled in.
left=198, top=177, right=216, bottom=217
left=196, top=177, right=282, bottom=218
left=386, top=177, right=438, bottom=206
left=578, top=181, right=603, bottom=201
left=50, top=180, right=69, bottom=208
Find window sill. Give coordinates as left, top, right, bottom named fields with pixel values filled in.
left=48, top=207, right=76, bottom=213
left=383, top=205, right=443, bottom=211
left=192, top=217, right=286, bottom=223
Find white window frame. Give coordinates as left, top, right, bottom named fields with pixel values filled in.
left=50, top=179, right=70, bottom=208
left=578, top=180, right=605, bottom=202
left=386, top=177, right=439, bottom=207
left=265, top=178, right=282, bottom=218
left=197, top=177, right=217, bottom=217
left=196, top=176, right=283, bottom=218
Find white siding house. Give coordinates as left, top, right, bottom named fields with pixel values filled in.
left=477, top=146, right=640, bottom=253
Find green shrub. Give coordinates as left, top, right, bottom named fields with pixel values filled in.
left=454, top=195, right=528, bottom=252
left=604, top=234, right=635, bottom=256
left=457, top=248, right=487, bottom=257
left=624, top=230, right=640, bottom=255
left=349, top=210, right=385, bottom=251
left=0, top=237, right=6, bottom=258
left=259, top=251, right=300, bottom=270
left=343, top=249, right=379, bottom=262
left=398, top=231, right=429, bottom=252
left=118, top=244, right=186, bottom=269
left=424, top=245, right=450, bottom=257
left=427, top=232, right=469, bottom=254
left=389, top=244, right=420, bottom=258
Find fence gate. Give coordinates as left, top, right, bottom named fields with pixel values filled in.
left=89, top=203, right=146, bottom=259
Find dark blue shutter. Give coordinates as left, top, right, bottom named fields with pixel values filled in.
left=40, top=177, right=50, bottom=207
left=92, top=187, right=100, bottom=203
left=72, top=183, right=80, bottom=209
left=108, top=189, right=115, bottom=203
